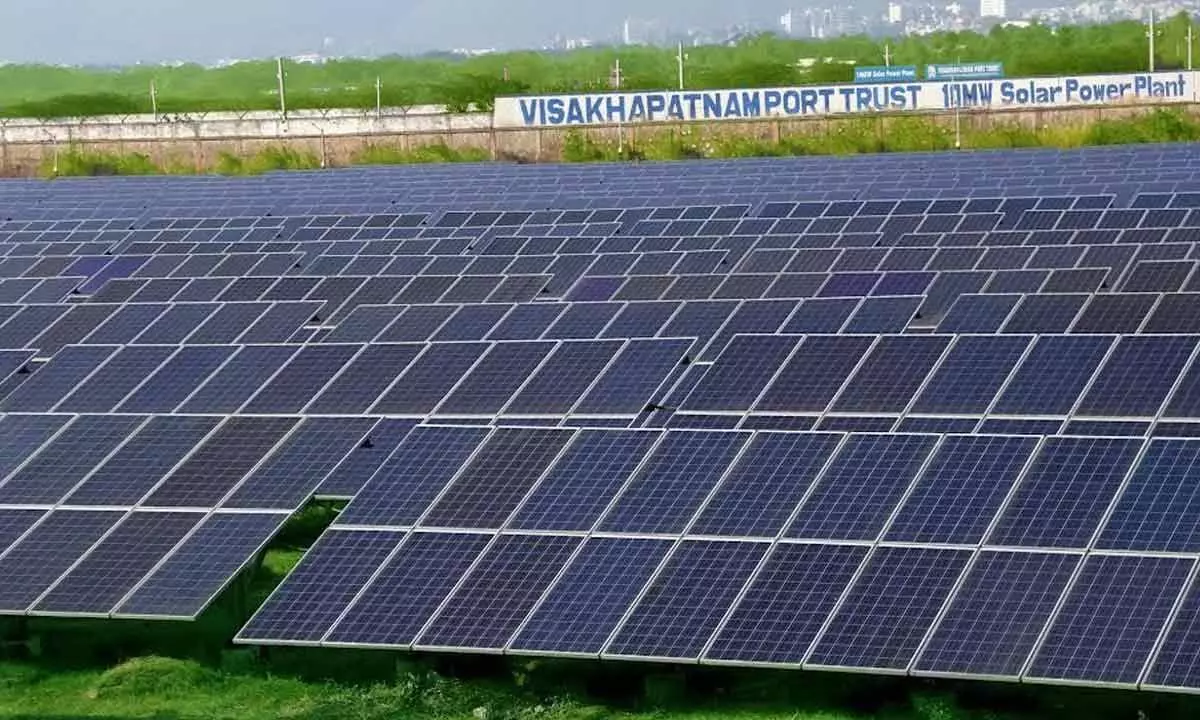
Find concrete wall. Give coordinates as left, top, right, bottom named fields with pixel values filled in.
left=0, top=101, right=1193, bottom=177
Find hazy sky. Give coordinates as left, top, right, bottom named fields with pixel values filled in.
left=0, top=0, right=768, bottom=65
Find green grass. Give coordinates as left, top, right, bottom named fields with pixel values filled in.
left=0, top=17, right=1197, bottom=119
left=0, top=657, right=953, bottom=720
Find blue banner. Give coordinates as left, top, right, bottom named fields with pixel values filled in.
left=926, top=62, right=1005, bottom=80
left=855, top=65, right=919, bottom=83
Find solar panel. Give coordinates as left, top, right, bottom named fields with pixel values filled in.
left=510, top=536, right=671, bottom=655
left=435, top=341, right=555, bottom=416
left=1026, top=554, right=1193, bottom=685
left=598, top=430, right=749, bottom=534
left=417, top=533, right=582, bottom=651
left=337, top=425, right=491, bottom=527
left=0, top=509, right=124, bottom=612
left=884, top=434, right=1040, bottom=544
left=755, top=335, right=874, bottom=414
left=0, top=345, right=116, bottom=412
left=503, top=340, right=622, bottom=416
left=223, top=417, right=379, bottom=510
left=421, top=427, right=573, bottom=529
left=806, top=546, right=971, bottom=671
left=114, top=512, right=287, bottom=619
left=237, top=529, right=405, bottom=643
left=830, top=336, right=951, bottom=414
left=604, top=540, right=767, bottom=660
left=679, top=335, right=798, bottom=414
left=987, top=436, right=1142, bottom=548
left=1074, top=335, right=1197, bottom=417
left=32, top=510, right=203, bottom=615
left=140, top=416, right=298, bottom=508
left=53, top=345, right=176, bottom=413
left=914, top=550, right=1080, bottom=677
left=785, top=434, right=938, bottom=541
left=241, top=344, right=361, bottom=414
left=0, top=415, right=146, bottom=505
left=62, top=416, right=222, bottom=507
left=990, top=335, right=1114, bottom=417
left=177, top=345, right=299, bottom=414
left=370, top=342, right=488, bottom=415
left=324, top=531, right=492, bottom=647
left=704, top=542, right=866, bottom=664
left=509, top=429, right=660, bottom=531
left=572, top=338, right=691, bottom=417
left=304, top=343, right=422, bottom=414
left=908, top=335, right=1031, bottom=416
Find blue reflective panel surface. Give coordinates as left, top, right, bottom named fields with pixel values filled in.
left=115, top=512, right=287, bottom=618
left=510, top=430, right=661, bottom=532
left=598, top=431, right=749, bottom=535
left=1027, top=555, right=1193, bottom=685
left=416, top=534, right=581, bottom=650
left=237, top=529, right=405, bottom=642
left=806, top=546, right=971, bottom=670
left=337, top=426, right=491, bottom=527
left=991, top=336, right=1113, bottom=416
left=1075, top=336, right=1197, bottom=417
left=909, top=336, right=1032, bottom=415
left=33, top=511, right=203, bottom=615
left=690, top=432, right=844, bottom=538
left=510, top=537, right=672, bottom=655
left=326, top=532, right=492, bottom=647
left=755, top=336, right=875, bottom=414
left=421, top=427, right=574, bottom=529
left=680, top=335, right=798, bottom=413
left=987, top=437, right=1142, bottom=548
left=0, top=510, right=123, bottom=612
left=786, top=434, right=938, bottom=541
left=915, top=551, right=1079, bottom=677
left=830, top=336, right=951, bottom=414
left=1097, top=439, right=1200, bottom=551
left=705, top=543, right=867, bottom=664
left=0, top=415, right=146, bottom=505
left=885, top=435, right=1040, bottom=544
left=604, top=540, right=767, bottom=660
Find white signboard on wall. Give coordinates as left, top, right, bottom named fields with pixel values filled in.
left=492, top=71, right=1197, bottom=128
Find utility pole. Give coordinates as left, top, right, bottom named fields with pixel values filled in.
left=1148, top=9, right=1156, bottom=73
left=1189, top=23, right=1194, bottom=71
left=611, top=58, right=624, bottom=155
left=884, top=43, right=892, bottom=67
left=375, top=76, right=382, bottom=119
left=276, top=57, right=288, bottom=118
left=677, top=42, right=685, bottom=90
left=149, top=79, right=158, bottom=121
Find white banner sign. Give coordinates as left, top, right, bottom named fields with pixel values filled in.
left=493, top=71, right=1197, bottom=128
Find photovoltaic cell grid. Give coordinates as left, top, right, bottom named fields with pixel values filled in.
left=7, top=145, right=1200, bottom=692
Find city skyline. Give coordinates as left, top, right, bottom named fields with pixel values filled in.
left=0, top=0, right=1194, bottom=66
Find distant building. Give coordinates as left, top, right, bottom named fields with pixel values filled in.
left=980, top=0, right=1006, bottom=18
left=888, top=2, right=904, bottom=23
left=780, top=10, right=794, bottom=35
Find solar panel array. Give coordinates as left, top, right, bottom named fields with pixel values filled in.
left=4, top=145, right=1200, bottom=692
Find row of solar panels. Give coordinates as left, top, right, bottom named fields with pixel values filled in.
left=228, top=425, right=1200, bottom=693
left=0, top=337, right=690, bottom=417
left=13, top=193, right=1200, bottom=231
left=13, top=184, right=1200, bottom=220
left=4, top=332, right=1200, bottom=436
left=0, top=412, right=424, bottom=619
left=4, top=282, right=1200, bottom=355
left=13, top=205, right=1200, bottom=249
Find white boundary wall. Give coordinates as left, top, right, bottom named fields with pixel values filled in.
left=493, top=71, right=1198, bottom=128
left=0, top=105, right=490, bottom=145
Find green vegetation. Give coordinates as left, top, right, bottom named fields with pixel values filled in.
left=1, top=16, right=1197, bottom=119
left=34, top=108, right=1200, bottom=177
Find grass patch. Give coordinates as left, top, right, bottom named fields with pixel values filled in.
left=38, top=109, right=1200, bottom=178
